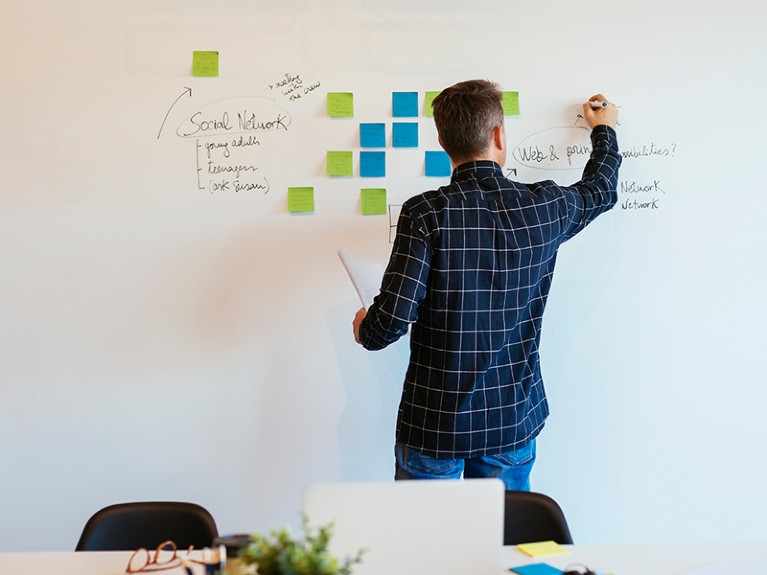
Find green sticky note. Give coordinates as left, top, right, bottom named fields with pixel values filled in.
left=502, top=91, right=520, bottom=115
left=327, top=92, right=354, bottom=117
left=192, top=51, right=219, bottom=77
left=327, top=151, right=353, bottom=176
left=288, top=187, right=315, bottom=213
left=424, top=91, right=441, bottom=117
left=360, top=188, right=387, bottom=215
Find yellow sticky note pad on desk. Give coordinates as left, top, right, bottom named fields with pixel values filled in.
left=517, top=541, right=569, bottom=558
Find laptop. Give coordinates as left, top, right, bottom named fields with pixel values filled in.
left=301, top=479, right=504, bottom=575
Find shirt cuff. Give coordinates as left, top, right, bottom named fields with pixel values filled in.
left=590, top=124, right=619, bottom=152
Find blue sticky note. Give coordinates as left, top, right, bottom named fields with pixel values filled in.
left=360, top=151, right=386, bottom=177
left=392, top=122, right=419, bottom=148
left=509, top=563, right=563, bottom=575
left=360, top=123, right=386, bottom=148
left=425, top=150, right=451, bottom=177
left=392, top=91, right=418, bottom=117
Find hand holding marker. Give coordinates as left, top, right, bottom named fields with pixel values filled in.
left=583, top=94, right=619, bottom=128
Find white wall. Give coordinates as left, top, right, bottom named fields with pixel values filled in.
left=1, top=0, right=766, bottom=550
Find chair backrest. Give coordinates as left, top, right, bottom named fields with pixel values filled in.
left=503, top=491, right=573, bottom=545
left=75, top=501, right=219, bottom=551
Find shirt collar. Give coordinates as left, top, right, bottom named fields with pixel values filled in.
left=451, top=160, right=504, bottom=183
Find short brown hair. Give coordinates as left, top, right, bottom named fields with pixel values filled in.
left=432, top=80, right=504, bottom=162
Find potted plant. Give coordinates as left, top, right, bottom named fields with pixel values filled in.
left=237, top=518, right=365, bottom=575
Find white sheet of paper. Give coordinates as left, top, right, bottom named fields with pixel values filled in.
left=337, top=248, right=385, bottom=309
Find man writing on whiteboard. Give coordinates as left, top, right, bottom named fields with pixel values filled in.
left=353, top=80, right=620, bottom=489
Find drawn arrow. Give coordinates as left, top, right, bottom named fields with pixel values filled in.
left=505, top=168, right=517, bottom=177
left=157, top=87, right=192, bottom=139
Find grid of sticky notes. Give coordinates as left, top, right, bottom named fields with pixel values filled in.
left=292, top=89, right=520, bottom=214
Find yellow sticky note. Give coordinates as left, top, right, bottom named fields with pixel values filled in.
left=192, top=51, right=219, bottom=77
left=502, top=91, right=520, bottom=115
left=327, top=92, right=354, bottom=117
left=516, top=541, right=569, bottom=558
left=361, top=188, right=387, bottom=215
left=327, top=151, right=353, bottom=177
left=424, top=91, right=441, bottom=117
left=288, top=187, right=314, bottom=213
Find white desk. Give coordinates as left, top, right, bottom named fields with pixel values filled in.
left=1, top=544, right=765, bottom=575
left=503, top=543, right=765, bottom=574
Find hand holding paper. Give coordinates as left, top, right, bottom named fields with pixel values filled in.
left=353, top=307, right=366, bottom=344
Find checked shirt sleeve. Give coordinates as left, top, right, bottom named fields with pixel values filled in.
left=557, top=124, right=622, bottom=239
left=358, top=202, right=431, bottom=351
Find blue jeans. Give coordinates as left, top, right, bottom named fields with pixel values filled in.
left=394, top=440, right=536, bottom=491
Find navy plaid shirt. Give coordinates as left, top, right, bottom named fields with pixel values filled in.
left=359, top=125, right=621, bottom=458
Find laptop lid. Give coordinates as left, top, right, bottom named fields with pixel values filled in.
left=301, top=479, right=504, bottom=575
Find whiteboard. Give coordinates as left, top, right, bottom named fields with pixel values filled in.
left=1, top=0, right=766, bottom=550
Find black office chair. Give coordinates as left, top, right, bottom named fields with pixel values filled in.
left=75, top=501, right=219, bottom=551
left=503, top=491, right=573, bottom=545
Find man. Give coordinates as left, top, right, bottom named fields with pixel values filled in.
left=353, top=80, right=621, bottom=490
